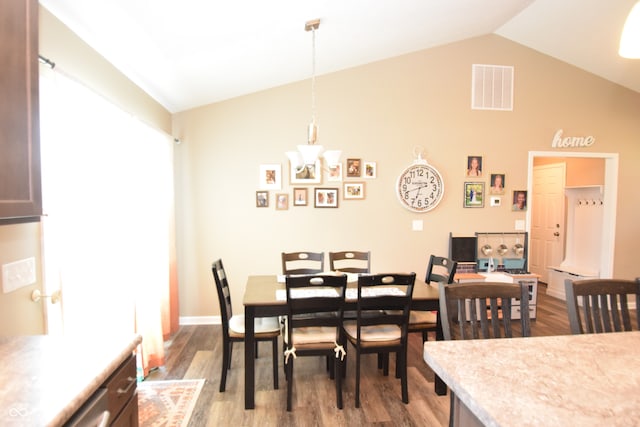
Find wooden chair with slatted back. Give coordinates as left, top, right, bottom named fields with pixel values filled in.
left=343, top=273, right=416, bottom=407
left=408, top=255, right=458, bottom=342
left=439, top=280, right=531, bottom=427
left=438, top=281, right=531, bottom=341
left=212, top=259, right=280, bottom=392
left=281, top=251, right=324, bottom=275
left=284, top=274, right=348, bottom=411
left=564, top=278, right=640, bottom=334
left=329, top=251, right=371, bottom=274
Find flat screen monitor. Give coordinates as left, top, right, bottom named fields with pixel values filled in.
left=449, top=236, right=477, bottom=263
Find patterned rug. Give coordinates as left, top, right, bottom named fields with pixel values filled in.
left=138, top=379, right=205, bottom=427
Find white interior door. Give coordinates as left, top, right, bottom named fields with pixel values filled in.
left=530, top=163, right=566, bottom=283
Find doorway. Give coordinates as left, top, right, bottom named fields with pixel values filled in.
left=527, top=151, right=618, bottom=282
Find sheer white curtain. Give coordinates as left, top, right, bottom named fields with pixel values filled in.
left=39, top=66, right=173, bottom=376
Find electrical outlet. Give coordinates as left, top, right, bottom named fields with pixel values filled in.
left=2, top=257, right=36, bottom=294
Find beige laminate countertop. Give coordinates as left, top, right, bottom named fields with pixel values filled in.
left=424, top=331, right=640, bottom=426
left=0, top=333, right=142, bottom=426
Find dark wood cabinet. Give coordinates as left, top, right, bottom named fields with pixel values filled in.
left=0, top=0, right=42, bottom=221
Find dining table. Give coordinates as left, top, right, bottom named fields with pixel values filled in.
left=243, top=274, right=445, bottom=409
left=423, top=331, right=640, bottom=426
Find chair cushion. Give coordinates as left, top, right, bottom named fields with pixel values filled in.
left=228, top=314, right=280, bottom=335
left=409, top=310, right=438, bottom=325
left=343, top=322, right=401, bottom=342
left=290, top=326, right=338, bottom=345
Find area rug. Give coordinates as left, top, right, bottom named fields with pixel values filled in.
left=138, top=379, right=205, bottom=427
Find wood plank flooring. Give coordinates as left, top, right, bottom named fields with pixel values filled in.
left=144, top=283, right=572, bottom=426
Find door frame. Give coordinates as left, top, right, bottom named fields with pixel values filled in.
left=527, top=151, right=618, bottom=279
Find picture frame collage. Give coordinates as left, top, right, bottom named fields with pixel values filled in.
left=257, top=158, right=376, bottom=210
left=463, top=155, right=527, bottom=210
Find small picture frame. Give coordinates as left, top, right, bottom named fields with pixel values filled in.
left=290, top=160, right=321, bottom=184
left=490, top=173, right=505, bottom=194
left=256, top=191, right=268, bottom=207
left=344, top=182, right=365, bottom=200
left=275, top=193, right=289, bottom=210
left=327, top=163, right=343, bottom=182
left=512, top=190, right=528, bottom=211
left=314, top=187, right=339, bottom=208
left=293, top=188, right=308, bottom=206
left=364, top=161, right=377, bottom=178
left=463, top=182, right=485, bottom=208
left=259, top=164, right=282, bottom=190
left=346, top=158, right=361, bottom=178
left=490, top=196, right=501, bottom=207
left=465, top=156, right=483, bottom=177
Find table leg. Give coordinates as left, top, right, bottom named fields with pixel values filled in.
left=434, top=309, right=447, bottom=396
left=245, top=305, right=256, bottom=409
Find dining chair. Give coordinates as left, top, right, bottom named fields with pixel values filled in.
left=211, top=259, right=280, bottom=392
left=438, top=281, right=531, bottom=340
left=283, top=273, right=348, bottom=411
left=564, top=278, right=640, bottom=334
left=343, top=273, right=416, bottom=407
left=439, top=280, right=530, bottom=427
left=281, top=251, right=325, bottom=275
left=328, top=251, right=371, bottom=274
left=408, top=255, right=458, bottom=343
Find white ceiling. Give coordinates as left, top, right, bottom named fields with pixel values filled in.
left=40, top=0, right=640, bottom=113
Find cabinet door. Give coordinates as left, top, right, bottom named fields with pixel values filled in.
left=0, top=0, right=42, bottom=221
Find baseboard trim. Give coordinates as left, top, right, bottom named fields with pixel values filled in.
left=179, top=316, right=220, bottom=325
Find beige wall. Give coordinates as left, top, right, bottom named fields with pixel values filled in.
left=173, top=34, right=640, bottom=318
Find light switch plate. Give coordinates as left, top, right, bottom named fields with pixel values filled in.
left=515, top=220, right=525, bottom=231
left=412, top=220, right=423, bottom=231
left=2, top=257, right=36, bottom=294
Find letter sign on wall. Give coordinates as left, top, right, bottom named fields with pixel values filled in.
left=551, top=129, right=596, bottom=148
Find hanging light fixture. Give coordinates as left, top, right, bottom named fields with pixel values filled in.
left=286, top=19, right=341, bottom=173
left=619, top=1, right=640, bottom=58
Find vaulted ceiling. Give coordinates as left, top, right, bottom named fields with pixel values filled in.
left=40, top=0, right=640, bottom=113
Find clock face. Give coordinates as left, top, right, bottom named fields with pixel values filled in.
left=396, top=163, right=444, bottom=212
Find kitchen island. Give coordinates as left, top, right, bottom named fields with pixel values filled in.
left=0, top=333, right=142, bottom=426
left=423, top=331, right=640, bottom=426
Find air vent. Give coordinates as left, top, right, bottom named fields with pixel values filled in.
left=471, top=64, right=514, bottom=111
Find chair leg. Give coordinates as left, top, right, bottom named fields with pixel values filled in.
left=286, top=358, right=294, bottom=411
left=382, top=353, right=390, bottom=376
left=395, top=351, right=401, bottom=379
left=400, top=348, right=409, bottom=404
left=220, top=340, right=230, bottom=392
left=335, top=357, right=343, bottom=409
left=255, top=340, right=259, bottom=359
left=355, top=351, right=361, bottom=408
left=272, top=338, right=279, bottom=390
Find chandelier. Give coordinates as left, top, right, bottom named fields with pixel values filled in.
left=286, top=19, right=341, bottom=172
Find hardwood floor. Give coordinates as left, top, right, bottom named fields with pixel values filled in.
left=144, top=283, right=572, bottom=426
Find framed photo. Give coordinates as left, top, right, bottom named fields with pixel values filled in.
left=346, top=158, right=361, bottom=178
left=293, top=188, right=308, bottom=206
left=463, top=182, right=485, bottom=208
left=344, top=182, right=365, bottom=200
left=290, top=160, right=321, bottom=184
left=465, top=155, right=483, bottom=177
left=490, top=173, right=505, bottom=194
left=314, top=187, right=339, bottom=208
left=490, top=196, right=501, bottom=207
left=327, top=163, right=343, bottom=182
left=259, top=164, right=282, bottom=190
left=275, top=193, right=288, bottom=210
left=364, top=161, right=377, bottom=178
left=512, top=190, right=528, bottom=211
left=256, top=191, right=268, bottom=208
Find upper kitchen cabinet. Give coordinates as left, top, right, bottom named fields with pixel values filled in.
left=0, top=0, right=42, bottom=222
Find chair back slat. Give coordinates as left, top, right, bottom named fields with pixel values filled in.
left=212, top=259, right=233, bottom=326
left=440, top=281, right=531, bottom=340
left=425, top=255, right=458, bottom=284
left=329, top=251, right=371, bottom=274
left=565, top=278, right=640, bottom=334
left=282, top=251, right=324, bottom=275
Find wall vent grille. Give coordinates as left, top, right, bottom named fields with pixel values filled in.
left=471, top=64, right=514, bottom=111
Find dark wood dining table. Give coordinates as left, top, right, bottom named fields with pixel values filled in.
left=243, top=274, right=446, bottom=409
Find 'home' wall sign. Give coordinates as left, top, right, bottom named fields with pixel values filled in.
left=551, top=129, right=595, bottom=148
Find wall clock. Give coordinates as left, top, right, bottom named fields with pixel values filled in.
left=396, top=153, right=444, bottom=212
